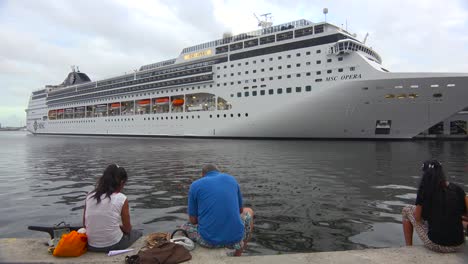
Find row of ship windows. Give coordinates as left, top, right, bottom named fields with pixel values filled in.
left=362, top=84, right=456, bottom=91
left=48, top=74, right=213, bottom=104
left=51, top=61, right=216, bottom=97
left=217, top=67, right=355, bottom=87
left=52, top=85, right=214, bottom=108
left=216, top=66, right=351, bottom=79
left=384, top=93, right=443, bottom=99
left=49, top=67, right=213, bottom=100
left=232, top=86, right=313, bottom=97
left=48, top=113, right=250, bottom=123
left=49, top=74, right=213, bottom=105
left=216, top=51, right=340, bottom=70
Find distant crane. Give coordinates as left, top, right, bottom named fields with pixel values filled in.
left=254, top=13, right=273, bottom=29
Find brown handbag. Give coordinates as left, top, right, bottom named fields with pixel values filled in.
left=138, top=242, right=192, bottom=264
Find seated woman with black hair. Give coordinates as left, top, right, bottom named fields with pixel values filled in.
left=83, top=164, right=142, bottom=252
left=402, top=160, right=468, bottom=253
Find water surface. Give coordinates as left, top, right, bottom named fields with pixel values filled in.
left=0, top=131, right=466, bottom=254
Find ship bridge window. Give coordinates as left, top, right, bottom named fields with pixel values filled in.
left=276, top=31, right=293, bottom=41
left=450, top=120, right=467, bottom=135
left=294, top=26, right=313, bottom=38
left=230, top=42, right=243, bottom=51
left=260, top=35, right=275, bottom=45
left=314, top=25, right=324, bottom=34
left=244, top=39, right=259, bottom=48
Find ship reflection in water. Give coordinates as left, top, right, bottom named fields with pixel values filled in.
left=0, top=132, right=466, bottom=254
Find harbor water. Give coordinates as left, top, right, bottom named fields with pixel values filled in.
left=0, top=131, right=467, bottom=255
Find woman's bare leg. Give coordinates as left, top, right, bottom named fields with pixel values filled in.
left=403, top=219, right=414, bottom=246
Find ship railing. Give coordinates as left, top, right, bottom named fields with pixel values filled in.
left=328, top=39, right=382, bottom=64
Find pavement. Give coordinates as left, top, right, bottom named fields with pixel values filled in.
left=0, top=237, right=467, bottom=264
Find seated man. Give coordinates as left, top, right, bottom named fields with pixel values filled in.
left=180, top=164, right=254, bottom=256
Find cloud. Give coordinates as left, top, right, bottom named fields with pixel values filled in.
left=0, top=0, right=467, bottom=126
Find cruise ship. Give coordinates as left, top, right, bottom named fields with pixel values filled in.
left=26, top=18, right=468, bottom=139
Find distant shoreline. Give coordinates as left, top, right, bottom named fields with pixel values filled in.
left=0, top=126, right=26, bottom=131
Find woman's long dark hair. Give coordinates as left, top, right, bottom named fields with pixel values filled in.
left=418, top=160, right=447, bottom=218
left=91, top=164, right=128, bottom=204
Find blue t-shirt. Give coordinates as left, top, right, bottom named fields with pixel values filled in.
left=188, top=170, right=244, bottom=245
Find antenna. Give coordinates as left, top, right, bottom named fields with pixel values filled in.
left=363, top=33, right=369, bottom=44
left=253, top=13, right=273, bottom=29
left=323, top=8, right=328, bottom=22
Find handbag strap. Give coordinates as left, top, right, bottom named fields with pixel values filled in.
left=170, top=229, right=189, bottom=239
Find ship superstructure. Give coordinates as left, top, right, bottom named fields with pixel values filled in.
left=26, top=19, right=468, bottom=139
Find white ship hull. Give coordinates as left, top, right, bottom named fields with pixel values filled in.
left=25, top=20, right=468, bottom=139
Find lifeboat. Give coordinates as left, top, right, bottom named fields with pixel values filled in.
left=57, top=109, right=64, bottom=113
left=138, top=99, right=150, bottom=105
left=155, top=97, right=169, bottom=104
left=111, top=103, right=121, bottom=108
left=172, top=98, right=184, bottom=106
left=48, top=110, right=57, bottom=117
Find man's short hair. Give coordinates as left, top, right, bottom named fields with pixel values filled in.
left=202, top=164, right=219, bottom=175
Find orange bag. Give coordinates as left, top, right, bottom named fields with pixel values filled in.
left=53, top=230, right=87, bottom=257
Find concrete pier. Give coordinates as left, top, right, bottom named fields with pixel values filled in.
left=0, top=237, right=466, bottom=263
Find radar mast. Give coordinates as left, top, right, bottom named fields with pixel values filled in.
left=254, top=13, right=273, bottom=29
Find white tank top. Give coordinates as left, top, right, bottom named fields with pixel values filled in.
left=85, top=192, right=127, bottom=248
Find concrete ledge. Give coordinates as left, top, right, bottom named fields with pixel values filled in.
left=0, top=238, right=466, bottom=264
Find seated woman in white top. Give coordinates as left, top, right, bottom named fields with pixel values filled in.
left=83, top=164, right=142, bottom=252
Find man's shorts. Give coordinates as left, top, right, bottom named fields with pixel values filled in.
left=179, top=211, right=252, bottom=250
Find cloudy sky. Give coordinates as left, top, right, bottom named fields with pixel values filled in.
left=0, top=0, right=467, bottom=126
